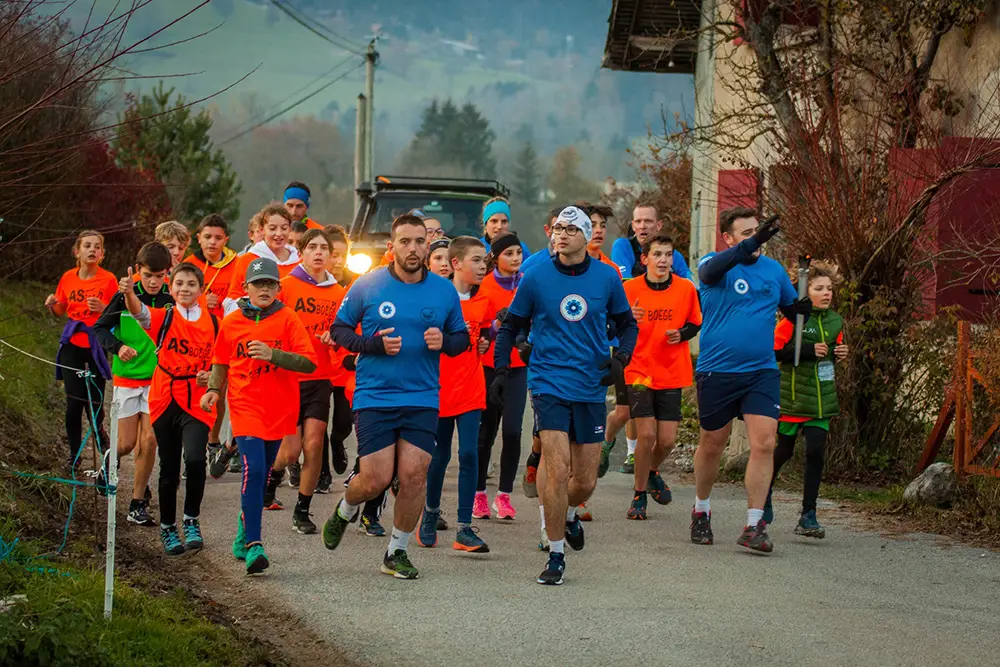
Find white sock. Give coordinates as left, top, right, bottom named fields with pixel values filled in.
left=539, top=504, right=546, bottom=530
left=337, top=497, right=359, bottom=521
left=694, top=496, right=710, bottom=514
left=425, top=503, right=439, bottom=513
left=183, top=514, right=198, bottom=523
left=566, top=506, right=577, bottom=522
left=549, top=538, right=565, bottom=554
left=627, top=438, right=637, bottom=455
left=387, top=528, right=411, bottom=554
left=747, top=508, right=764, bottom=527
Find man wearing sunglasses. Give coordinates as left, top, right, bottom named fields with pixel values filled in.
left=493, top=206, right=638, bottom=586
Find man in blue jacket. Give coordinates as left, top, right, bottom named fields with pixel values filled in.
left=611, top=203, right=691, bottom=280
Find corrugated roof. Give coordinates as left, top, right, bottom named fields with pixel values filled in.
left=602, top=0, right=704, bottom=74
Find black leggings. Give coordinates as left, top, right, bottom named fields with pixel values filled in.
left=59, top=344, right=108, bottom=465
left=771, top=426, right=827, bottom=513
left=323, top=386, right=353, bottom=476
left=477, top=366, right=528, bottom=494
left=153, top=400, right=209, bottom=526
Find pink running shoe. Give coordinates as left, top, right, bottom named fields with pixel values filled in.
left=492, top=493, right=516, bottom=521
left=473, top=491, right=491, bottom=520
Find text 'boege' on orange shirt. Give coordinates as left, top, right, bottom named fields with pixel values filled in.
left=212, top=304, right=316, bottom=440
left=623, top=275, right=702, bottom=390
left=55, top=267, right=118, bottom=347
left=439, top=289, right=494, bottom=418
left=279, top=272, right=345, bottom=383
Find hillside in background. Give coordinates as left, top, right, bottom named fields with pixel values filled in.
left=58, top=0, right=693, bottom=225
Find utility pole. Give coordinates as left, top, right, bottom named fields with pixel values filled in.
left=354, top=93, right=367, bottom=214
left=364, top=39, right=378, bottom=182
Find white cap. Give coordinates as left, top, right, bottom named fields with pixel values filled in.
left=556, top=206, right=592, bottom=241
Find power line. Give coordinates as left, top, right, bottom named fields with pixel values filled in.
left=220, top=62, right=364, bottom=145
left=268, top=0, right=364, bottom=53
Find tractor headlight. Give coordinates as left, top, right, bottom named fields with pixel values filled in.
left=346, top=252, right=374, bottom=275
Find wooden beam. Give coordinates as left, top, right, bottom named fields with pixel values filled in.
left=916, top=391, right=955, bottom=474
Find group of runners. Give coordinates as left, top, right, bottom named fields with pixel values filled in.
left=45, top=181, right=848, bottom=585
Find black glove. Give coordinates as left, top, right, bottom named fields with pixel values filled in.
left=515, top=334, right=532, bottom=365
left=599, top=351, right=630, bottom=389
left=789, top=296, right=812, bottom=318
left=751, top=214, right=781, bottom=246
left=489, top=366, right=510, bottom=407
left=496, top=307, right=509, bottom=323
left=343, top=354, right=357, bottom=371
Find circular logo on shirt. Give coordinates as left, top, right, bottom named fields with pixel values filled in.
left=420, top=307, right=436, bottom=324
left=734, top=279, right=750, bottom=295
left=378, top=301, right=396, bottom=319
left=560, top=294, right=588, bottom=322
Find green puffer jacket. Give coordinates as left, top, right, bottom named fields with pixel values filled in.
left=776, top=308, right=844, bottom=419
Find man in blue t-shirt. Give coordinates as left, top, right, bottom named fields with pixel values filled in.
left=322, top=214, right=470, bottom=580
left=611, top=202, right=691, bottom=280
left=495, top=206, right=638, bottom=586
left=690, top=207, right=811, bottom=555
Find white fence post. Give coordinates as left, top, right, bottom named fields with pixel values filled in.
left=103, top=396, right=119, bottom=619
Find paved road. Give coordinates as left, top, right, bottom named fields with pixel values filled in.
left=138, top=418, right=998, bottom=666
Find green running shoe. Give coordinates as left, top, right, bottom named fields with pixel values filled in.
left=794, top=510, right=826, bottom=539
left=245, top=544, right=269, bottom=575
left=381, top=549, right=419, bottom=579
left=598, top=439, right=615, bottom=478
left=619, top=453, right=635, bottom=474
left=232, top=513, right=247, bottom=561
left=322, top=504, right=356, bottom=551
left=160, top=524, right=185, bottom=555
left=182, top=518, right=204, bottom=550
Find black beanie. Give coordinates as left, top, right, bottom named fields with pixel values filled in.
left=490, top=232, right=521, bottom=259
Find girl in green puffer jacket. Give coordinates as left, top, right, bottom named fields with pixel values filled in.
left=765, top=262, right=848, bottom=539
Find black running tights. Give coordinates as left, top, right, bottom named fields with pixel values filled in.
left=771, top=426, right=827, bottom=513
left=59, top=344, right=107, bottom=465
left=153, top=400, right=209, bottom=526
left=477, top=366, right=528, bottom=494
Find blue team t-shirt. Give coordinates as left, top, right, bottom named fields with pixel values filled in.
left=519, top=247, right=553, bottom=274
left=335, top=268, right=466, bottom=410
left=511, top=258, right=630, bottom=403
left=696, top=253, right=797, bottom=374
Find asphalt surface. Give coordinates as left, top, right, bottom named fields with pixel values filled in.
left=134, top=413, right=997, bottom=667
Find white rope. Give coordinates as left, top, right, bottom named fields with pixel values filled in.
left=0, top=338, right=89, bottom=375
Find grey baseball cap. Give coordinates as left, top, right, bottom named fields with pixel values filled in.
left=245, top=257, right=280, bottom=284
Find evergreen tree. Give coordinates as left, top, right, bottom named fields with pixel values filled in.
left=402, top=98, right=496, bottom=178
left=510, top=140, right=541, bottom=204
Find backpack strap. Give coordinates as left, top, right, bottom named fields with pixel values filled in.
left=155, top=305, right=175, bottom=353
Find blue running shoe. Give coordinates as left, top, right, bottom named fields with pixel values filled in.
left=358, top=514, right=385, bottom=537
left=417, top=509, right=439, bottom=548
left=160, top=524, right=185, bottom=555
left=246, top=544, right=269, bottom=575
left=647, top=471, right=672, bottom=505
left=453, top=526, right=489, bottom=553
left=182, top=518, right=204, bottom=550
left=537, top=552, right=565, bottom=585
left=794, top=510, right=825, bottom=538
left=564, top=517, right=585, bottom=551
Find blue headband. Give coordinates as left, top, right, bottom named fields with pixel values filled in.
left=482, top=200, right=511, bottom=225
left=283, top=186, right=310, bottom=206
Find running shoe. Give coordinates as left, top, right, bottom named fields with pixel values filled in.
left=598, top=438, right=615, bottom=478
left=322, top=505, right=356, bottom=550
left=619, top=453, right=635, bottom=474
left=538, top=525, right=550, bottom=552
left=417, top=509, right=439, bottom=547
left=381, top=549, right=419, bottom=580
left=315, top=471, right=333, bottom=495
left=737, top=519, right=774, bottom=553
left=245, top=544, right=269, bottom=575
left=182, top=518, right=204, bottom=550
left=522, top=464, right=538, bottom=498
left=127, top=500, right=155, bottom=527
left=160, top=524, right=185, bottom=555
left=436, top=515, right=448, bottom=531
left=288, top=462, right=301, bottom=489
left=473, top=492, right=490, bottom=520
left=209, top=444, right=237, bottom=479
left=763, top=491, right=774, bottom=525
left=96, top=467, right=110, bottom=497
left=537, top=552, right=565, bottom=585
left=332, top=440, right=349, bottom=475
left=577, top=503, right=592, bottom=521
left=794, top=510, right=826, bottom=539
left=358, top=514, right=385, bottom=537
left=227, top=452, right=242, bottom=474
left=292, top=509, right=316, bottom=535
left=263, top=468, right=285, bottom=510
left=453, top=526, right=489, bottom=553
left=493, top=493, right=516, bottom=521
left=690, top=510, right=714, bottom=545
left=232, top=514, right=247, bottom=561
left=627, top=492, right=647, bottom=520
left=564, top=517, right=585, bottom=551
left=647, top=471, right=672, bottom=505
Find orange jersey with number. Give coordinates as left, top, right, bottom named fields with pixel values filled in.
left=623, top=275, right=702, bottom=390
left=279, top=273, right=345, bottom=382
left=212, top=305, right=316, bottom=440
left=477, top=271, right=525, bottom=369
left=55, top=267, right=118, bottom=347
left=147, top=306, right=218, bottom=426
left=439, top=289, right=494, bottom=418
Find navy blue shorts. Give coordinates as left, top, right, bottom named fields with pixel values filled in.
left=354, top=407, right=438, bottom=457
left=696, top=369, right=781, bottom=432
left=532, top=394, right=606, bottom=445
